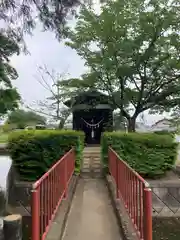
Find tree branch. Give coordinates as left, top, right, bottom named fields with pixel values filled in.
left=26, top=105, right=57, bottom=118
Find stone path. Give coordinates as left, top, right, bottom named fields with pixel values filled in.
left=62, top=178, right=122, bottom=240
left=81, top=147, right=102, bottom=178
left=62, top=147, right=122, bottom=240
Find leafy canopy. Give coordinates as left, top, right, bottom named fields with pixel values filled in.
left=0, top=0, right=97, bottom=41
left=0, top=32, right=20, bottom=117
left=7, top=109, right=46, bottom=128
left=64, top=0, right=180, bottom=130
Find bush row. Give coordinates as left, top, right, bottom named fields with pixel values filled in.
left=101, top=132, right=177, bottom=178
left=8, top=130, right=84, bottom=181
left=153, top=130, right=175, bottom=137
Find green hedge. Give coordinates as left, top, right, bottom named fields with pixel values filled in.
left=8, top=130, right=85, bottom=181
left=154, top=130, right=175, bottom=137
left=101, top=132, right=177, bottom=178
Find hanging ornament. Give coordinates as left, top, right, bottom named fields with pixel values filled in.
left=81, top=118, right=104, bottom=140
left=81, top=118, right=104, bottom=128
left=91, top=129, right=94, bottom=138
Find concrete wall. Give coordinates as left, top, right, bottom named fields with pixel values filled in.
left=6, top=165, right=32, bottom=216
left=149, top=180, right=180, bottom=217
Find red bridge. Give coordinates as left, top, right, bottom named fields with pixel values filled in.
left=31, top=147, right=152, bottom=240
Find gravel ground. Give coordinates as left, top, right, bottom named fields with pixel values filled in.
left=153, top=217, right=180, bottom=240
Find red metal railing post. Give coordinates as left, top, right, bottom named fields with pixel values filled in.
left=31, top=149, right=75, bottom=240
left=143, top=187, right=152, bottom=240
left=108, top=148, right=110, bottom=174
left=64, top=153, right=68, bottom=199
left=109, top=147, right=153, bottom=240
left=116, top=157, right=119, bottom=199
left=31, top=189, right=40, bottom=240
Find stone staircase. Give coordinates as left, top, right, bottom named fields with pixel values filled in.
left=81, top=147, right=102, bottom=178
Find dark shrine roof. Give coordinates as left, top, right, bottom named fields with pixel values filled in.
left=64, top=90, right=113, bottom=108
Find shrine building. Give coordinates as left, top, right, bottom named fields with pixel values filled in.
left=64, top=90, right=114, bottom=145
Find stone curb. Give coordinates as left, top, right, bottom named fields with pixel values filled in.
left=45, top=175, right=79, bottom=240
left=105, top=175, right=139, bottom=240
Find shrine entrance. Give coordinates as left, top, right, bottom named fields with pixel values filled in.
left=64, top=90, right=114, bottom=144
left=81, top=115, right=103, bottom=144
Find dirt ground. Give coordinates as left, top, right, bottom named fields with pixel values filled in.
left=153, top=217, right=180, bottom=240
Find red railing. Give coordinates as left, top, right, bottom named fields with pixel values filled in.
left=31, top=148, right=75, bottom=240
left=108, top=147, right=152, bottom=240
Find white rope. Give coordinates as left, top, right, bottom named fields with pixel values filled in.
left=81, top=118, right=104, bottom=128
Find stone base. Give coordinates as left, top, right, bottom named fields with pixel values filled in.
left=148, top=179, right=180, bottom=217
left=6, top=165, right=33, bottom=215
left=173, top=166, right=180, bottom=176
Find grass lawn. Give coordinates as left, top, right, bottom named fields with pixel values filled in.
left=0, top=133, right=8, bottom=143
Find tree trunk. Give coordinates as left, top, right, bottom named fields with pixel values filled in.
left=58, top=120, right=64, bottom=129
left=58, top=119, right=66, bottom=129
left=127, top=117, right=136, bottom=132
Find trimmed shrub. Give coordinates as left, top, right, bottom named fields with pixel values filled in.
left=101, top=132, right=178, bottom=178
left=8, top=130, right=85, bottom=181
left=154, top=130, right=175, bottom=137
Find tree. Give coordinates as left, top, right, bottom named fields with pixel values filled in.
left=64, top=0, right=180, bottom=131
left=0, top=0, right=101, bottom=41
left=168, top=106, right=180, bottom=132
left=0, top=32, right=21, bottom=117
left=1, top=0, right=77, bottom=39
left=27, top=66, right=79, bottom=129
left=7, top=109, right=46, bottom=129
left=113, top=111, right=126, bottom=131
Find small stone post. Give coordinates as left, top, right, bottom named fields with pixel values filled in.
left=3, top=214, right=22, bottom=240
left=0, top=218, right=4, bottom=240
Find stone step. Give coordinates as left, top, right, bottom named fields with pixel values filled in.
left=83, top=163, right=90, bottom=167
left=83, top=150, right=101, bottom=153
left=81, top=147, right=102, bottom=179
left=83, top=149, right=100, bottom=152
left=81, top=165, right=102, bottom=170
left=83, top=155, right=101, bottom=159
left=83, top=155, right=101, bottom=158
left=83, top=147, right=100, bottom=151
left=83, top=150, right=101, bottom=155
left=83, top=159, right=101, bottom=164
left=81, top=169, right=90, bottom=172
left=83, top=158, right=100, bottom=161
left=83, top=155, right=100, bottom=158
left=80, top=171, right=103, bottom=179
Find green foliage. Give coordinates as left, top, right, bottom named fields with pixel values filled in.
left=0, top=0, right=90, bottom=41
left=7, top=109, right=46, bottom=129
left=113, top=111, right=126, bottom=131
left=154, top=130, right=175, bottom=137
left=0, top=32, right=20, bottom=117
left=8, top=130, right=85, bottom=181
left=2, top=123, right=13, bottom=133
left=101, top=132, right=177, bottom=178
left=169, top=107, right=180, bottom=131
left=0, top=133, right=8, bottom=143
left=65, top=0, right=180, bottom=131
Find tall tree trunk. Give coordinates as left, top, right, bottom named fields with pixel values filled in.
left=127, top=117, right=136, bottom=132
left=58, top=119, right=65, bottom=129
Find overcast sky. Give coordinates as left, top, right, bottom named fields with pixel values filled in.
left=9, top=22, right=168, bottom=125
